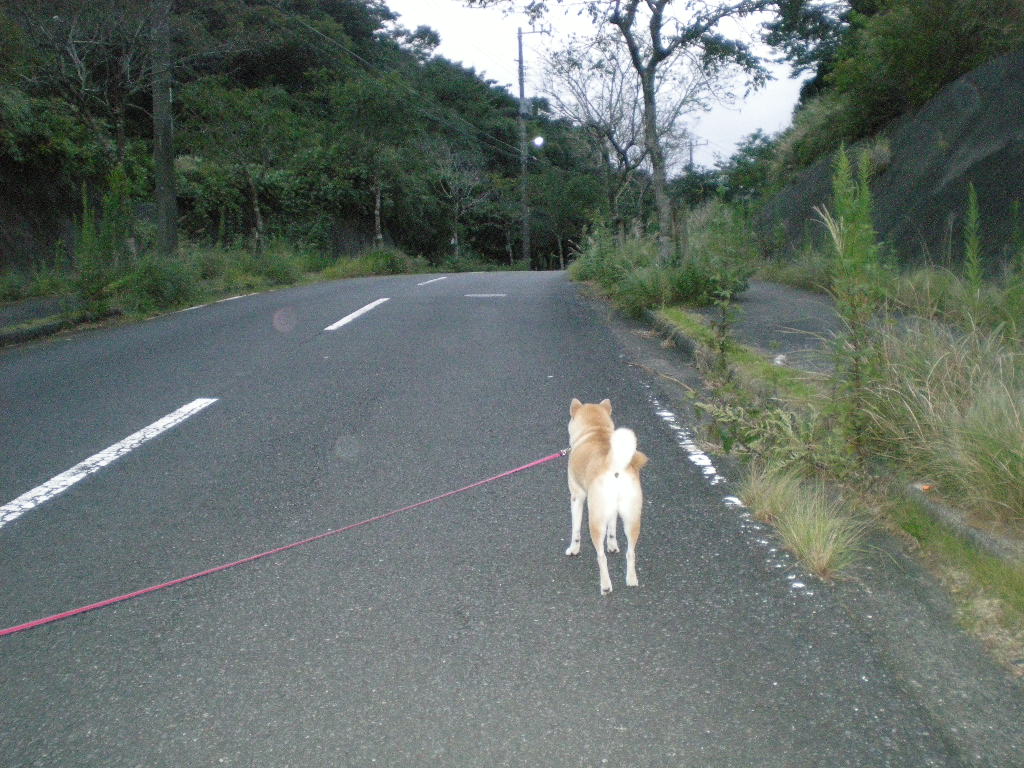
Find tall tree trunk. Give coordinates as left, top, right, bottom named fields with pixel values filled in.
left=452, top=211, right=461, bottom=259
left=245, top=168, right=264, bottom=253
left=640, top=69, right=673, bottom=265
left=372, top=176, right=384, bottom=244
left=151, top=0, right=177, bottom=257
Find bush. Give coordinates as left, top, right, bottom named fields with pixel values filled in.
left=121, top=256, right=199, bottom=314
left=255, top=241, right=305, bottom=285
left=570, top=212, right=753, bottom=316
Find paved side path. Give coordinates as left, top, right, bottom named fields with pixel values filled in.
left=693, top=279, right=843, bottom=373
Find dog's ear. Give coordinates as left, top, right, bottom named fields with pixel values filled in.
left=570, top=398, right=582, bottom=417
left=599, top=398, right=612, bottom=414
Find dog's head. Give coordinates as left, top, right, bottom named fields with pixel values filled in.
left=568, top=398, right=613, bottom=442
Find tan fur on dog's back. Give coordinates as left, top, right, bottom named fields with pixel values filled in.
left=568, top=403, right=646, bottom=483
left=565, top=398, right=647, bottom=594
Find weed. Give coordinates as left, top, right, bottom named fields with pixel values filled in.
left=816, top=146, right=887, bottom=461
left=122, top=255, right=199, bottom=314
left=964, top=183, right=984, bottom=290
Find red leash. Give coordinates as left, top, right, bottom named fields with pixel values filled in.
left=1, top=450, right=567, bottom=638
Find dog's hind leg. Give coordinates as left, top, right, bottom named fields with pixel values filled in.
left=588, top=499, right=614, bottom=595
left=566, top=480, right=584, bottom=556
left=621, top=499, right=642, bottom=587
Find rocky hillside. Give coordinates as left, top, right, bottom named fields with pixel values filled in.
left=760, top=50, right=1024, bottom=270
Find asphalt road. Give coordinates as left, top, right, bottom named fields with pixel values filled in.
left=1, top=272, right=962, bottom=767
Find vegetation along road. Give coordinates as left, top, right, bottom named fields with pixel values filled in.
left=1, top=271, right=1016, bottom=766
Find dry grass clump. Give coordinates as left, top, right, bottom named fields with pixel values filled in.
left=740, top=463, right=865, bottom=579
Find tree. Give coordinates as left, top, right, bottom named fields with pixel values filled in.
left=178, top=80, right=315, bottom=251
left=715, top=128, right=778, bottom=201
left=602, top=1, right=769, bottom=263
left=763, top=0, right=879, bottom=99
left=428, top=140, right=494, bottom=260
left=151, top=0, right=176, bottom=257
left=4, top=0, right=155, bottom=163
left=468, top=0, right=773, bottom=264
left=544, top=30, right=713, bottom=237
left=330, top=74, right=423, bottom=245
left=544, top=35, right=648, bottom=235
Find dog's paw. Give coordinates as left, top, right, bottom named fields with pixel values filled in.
left=626, top=573, right=639, bottom=587
left=600, top=583, right=613, bottom=595
left=606, top=539, right=620, bottom=553
left=565, top=540, right=581, bottom=556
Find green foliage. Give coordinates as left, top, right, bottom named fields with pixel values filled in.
left=816, top=145, right=887, bottom=460
left=831, top=0, right=1024, bottom=131
left=319, top=247, right=430, bottom=280
left=715, top=130, right=780, bottom=201
left=767, top=0, right=1024, bottom=178
left=963, top=183, right=983, bottom=290
left=570, top=214, right=753, bottom=318
left=122, top=255, right=198, bottom=314
left=3, top=1, right=600, bottom=269
left=0, top=85, right=100, bottom=173
left=70, top=164, right=138, bottom=315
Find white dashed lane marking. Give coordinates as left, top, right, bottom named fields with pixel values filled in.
left=0, top=398, right=219, bottom=530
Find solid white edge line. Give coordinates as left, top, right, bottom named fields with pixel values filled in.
left=417, top=276, right=448, bottom=286
left=324, top=297, right=390, bottom=331
left=0, top=398, right=219, bottom=529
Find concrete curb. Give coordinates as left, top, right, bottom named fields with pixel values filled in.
left=645, top=309, right=697, bottom=358
left=908, top=485, right=1024, bottom=563
left=0, top=317, right=71, bottom=347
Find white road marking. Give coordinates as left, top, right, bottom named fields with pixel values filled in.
left=176, top=293, right=258, bottom=314
left=465, top=293, right=507, bottom=298
left=417, top=276, right=448, bottom=286
left=324, top=298, right=390, bottom=331
left=0, top=398, right=219, bottom=529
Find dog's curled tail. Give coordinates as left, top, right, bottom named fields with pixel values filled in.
left=610, top=427, right=638, bottom=474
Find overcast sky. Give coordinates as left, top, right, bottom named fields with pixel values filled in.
left=385, top=0, right=806, bottom=168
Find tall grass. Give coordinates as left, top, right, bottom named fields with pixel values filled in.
left=569, top=204, right=754, bottom=317
left=861, top=319, right=1024, bottom=523
left=887, top=265, right=1024, bottom=339
left=740, top=462, right=865, bottom=579
left=1, top=238, right=439, bottom=324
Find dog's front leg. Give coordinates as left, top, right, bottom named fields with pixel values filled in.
left=565, top=489, right=584, bottom=556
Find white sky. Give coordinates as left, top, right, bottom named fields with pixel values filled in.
left=385, top=0, right=806, bottom=168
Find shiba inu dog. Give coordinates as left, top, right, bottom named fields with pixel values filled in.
left=565, top=398, right=648, bottom=594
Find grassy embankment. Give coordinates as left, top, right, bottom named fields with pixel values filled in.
left=570, top=149, right=1024, bottom=672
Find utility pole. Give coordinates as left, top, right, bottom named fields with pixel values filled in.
left=152, top=0, right=177, bottom=257
left=686, top=137, right=709, bottom=171
left=516, top=26, right=547, bottom=268
left=517, top=27, right=530, bottom=268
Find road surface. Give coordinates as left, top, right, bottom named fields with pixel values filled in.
left=1, top=272, right=959, bottom=766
